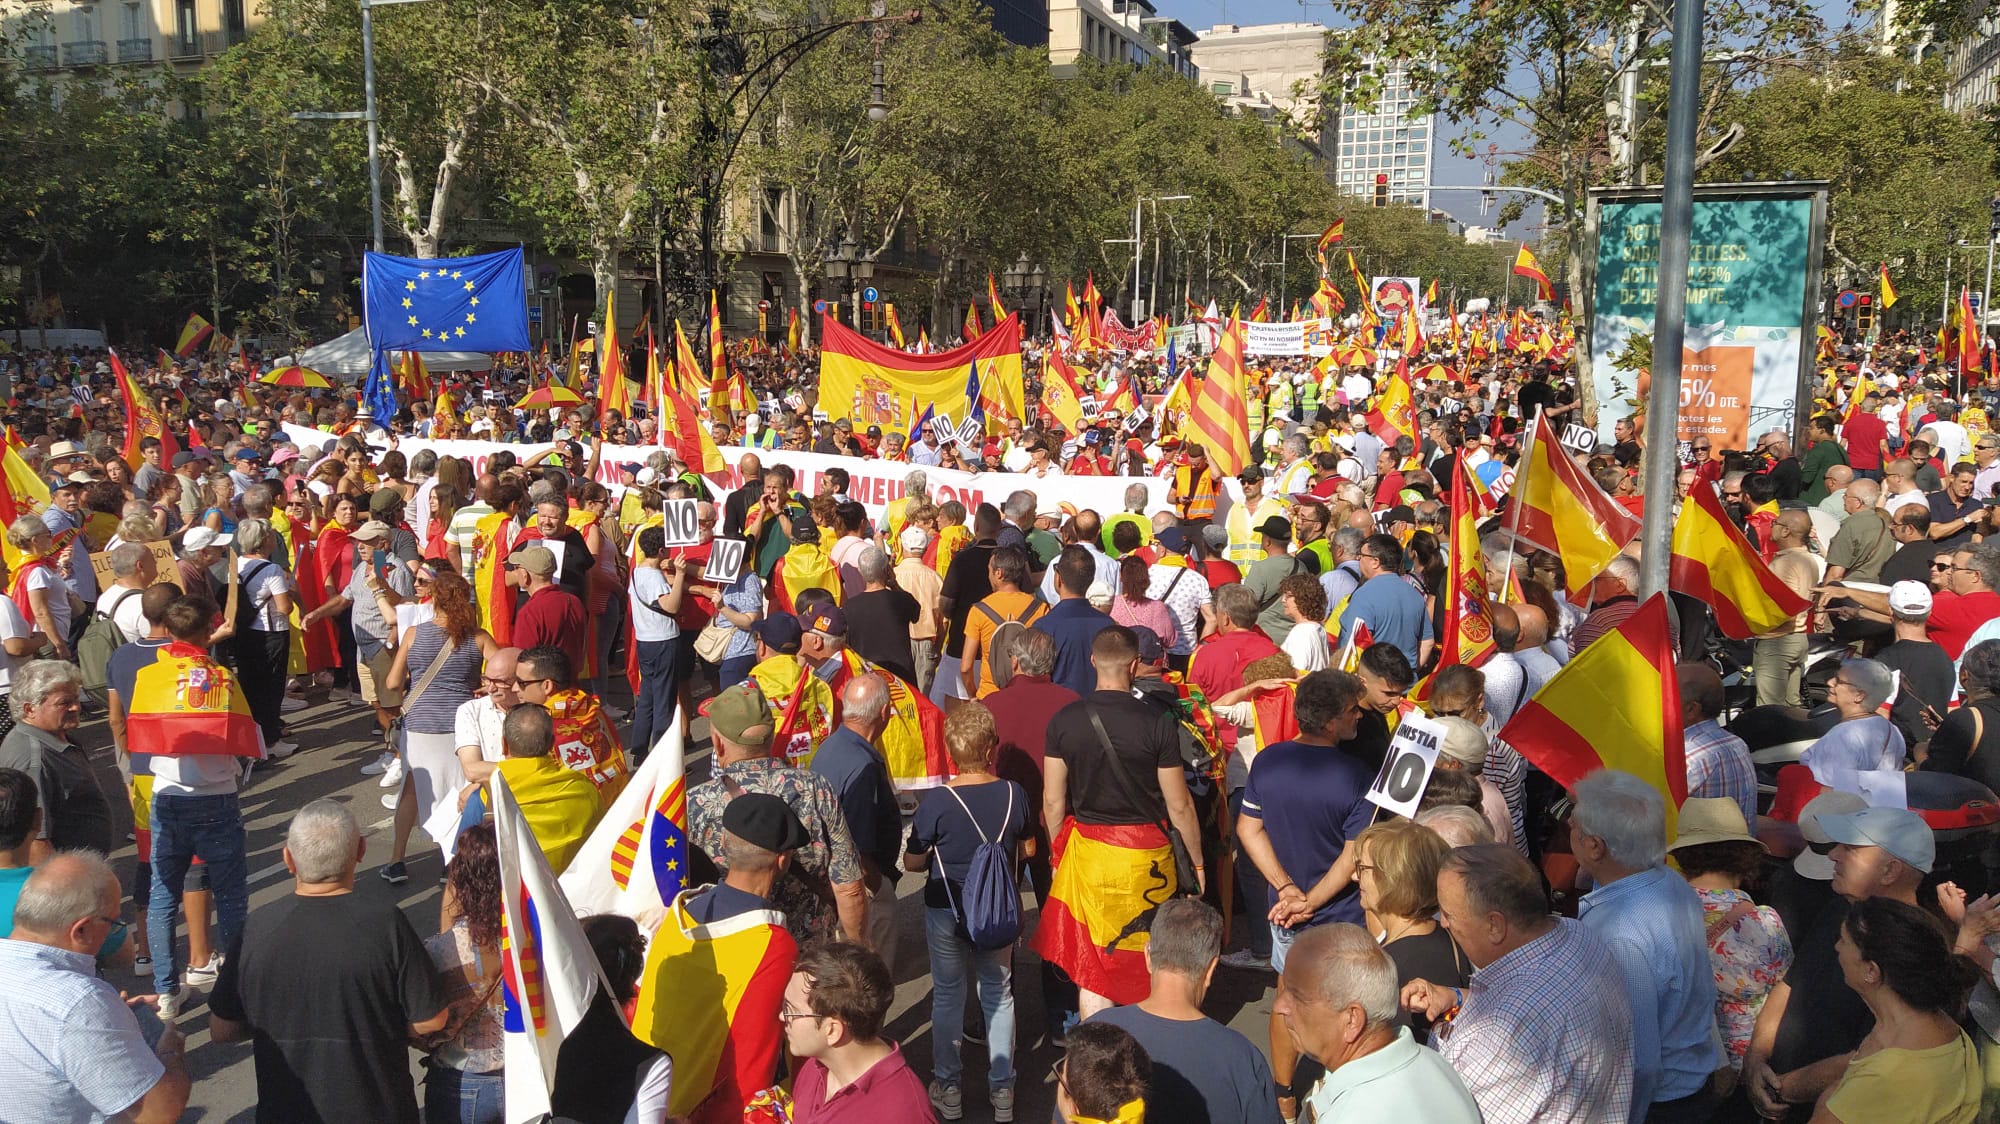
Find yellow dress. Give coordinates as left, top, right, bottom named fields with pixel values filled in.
left=1824, top=1033, right=1980, bottom=1124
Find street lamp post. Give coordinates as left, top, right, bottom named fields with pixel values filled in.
left=1277, top=233, right=1321, bottom=318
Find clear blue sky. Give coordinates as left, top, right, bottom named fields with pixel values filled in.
left=1163, top=0, right=1542, bottom=236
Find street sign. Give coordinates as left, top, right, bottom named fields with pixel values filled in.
left=813, top=299, right=827, bottom=314
left=1836, top=290, right=1858, bottom=309
left=757, top=299, right=771, bottom=311
left=862, top=286, right=879, bottom=304
left=528, top=306, right=542, bottom=322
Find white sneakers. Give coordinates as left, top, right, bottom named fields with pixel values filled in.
left=267, top=741, right=298, bottom=760
left=379, top=759, right=405, bottom=788
left=361, top=751, right=394, bottom=776
left=156, top=985, right=189, bottom=1021
left=280, top=695, right=308, bottom=713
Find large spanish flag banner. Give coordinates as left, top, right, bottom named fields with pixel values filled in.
left=1510, top=411, right=1640, bottom=601
left=819, top=311, right=1024, bottom=428
left=1671, top=478, right=1813, bottom=639
left=111, top=349, right=179, bottom=471
left=1189, top=314, right=1254, bottom=476
left=1032, top=819, right=1178, bottom=1005
left=124, top=642, right=262, bottom=757
left=1497, top=593, right=1686, bottom=836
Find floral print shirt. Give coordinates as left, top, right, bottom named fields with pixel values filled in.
left=1697, top=886, right=1793, bottom=1068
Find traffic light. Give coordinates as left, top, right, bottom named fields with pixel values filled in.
left=1374, top=173, right=1389, bottom=208
left=1989, top=196, right=2000, bottom=238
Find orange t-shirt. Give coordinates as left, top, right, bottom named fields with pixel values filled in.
left=960, top=590, right=1046, bottom=697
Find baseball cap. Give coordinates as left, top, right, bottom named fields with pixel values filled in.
left=705, top=681, right=776, bottom=751
left=233, top=447, right=261, bottom=462
left=637, top=467, right=661, bottom=487
left=1819, top=806, right=1936, bottom=874
left=269, top=447, right=300, bottom=468
left=506, top=545, right=557, bottom=576
left=1794, top=790, right=1869, bottom=879
left=1252, top=515, right=1293, bottom=542
left=1238, top=464, right=1264, bottom=484
left=182, top=526, right=233, bottom=551
left=1131, top=625, right=1166, bottom=664
left=801, top=604, right=848, bottom=638
left=900, top=526, right=928, bottom=554
left=369, top=488, right=404, bottom=516
left=982, top=442, right=1002, bottom=459
left=1155, top=526, right=1189, bottom=555
left=750, top=613, right=803, bottom=654
left=722, top=792, right=809, bottom=852
left=170, top=451, right=204, bottom=468
left=352, top=520, right=395, bottom=544
left=1201, top=524, right=1228, bottom=550
left=618, top=462, right=643, bottom=475
left=1889, top=580, right=1934, bottom=617
left=1384, top=504, right=1417, bottom=525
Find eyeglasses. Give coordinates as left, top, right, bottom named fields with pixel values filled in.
left=94, top=915, right=129, bottom=941
left=481, top=675, right=513, bottom=687
left=778, top=1004, right=823, bottom=1024
left=1934, top=562, right=1953, bottom=571
left=513, top=676, right=552, bottom=689
left=1721, top=490, right=1744, bottom=498
left=1955, top=565, right=1981, bottom=574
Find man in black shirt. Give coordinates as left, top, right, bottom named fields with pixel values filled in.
left=1515, top=369, right=1556, bottom=420
left=720, top=451, right=763, bottom=538
left=841, top=546, right=921, bottom=684
left=1873, top=582, right=1954, bottom=749
left=1877, top=506, right=1941, bottom=588
left=1927, top=463, right=1990, bottom=551
left=211, top=799, right=446, bottom=1124
left=934, top=504, right=1004, bottom=697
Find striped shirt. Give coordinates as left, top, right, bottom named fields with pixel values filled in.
left=1684, top=719, right=1758, bottom=831
left=1436, top=918, right=1635, bottom=1124
left=0, top=939, right=165, bottom=1123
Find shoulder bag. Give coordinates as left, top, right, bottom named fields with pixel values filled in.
left=389, top=633, right=460, bottom=745
left=1084, top=705, right=1199, bottom=899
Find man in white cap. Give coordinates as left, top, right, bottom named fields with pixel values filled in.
left=892, top=525, right=942, bottom=693
left=176, top=526, right=232, bottom=606
left=1744, top=802, right=1934, bottom=1119
left=1875, top=580, right=1954, bottom=750
left=300, top=520, right=414, bottom=746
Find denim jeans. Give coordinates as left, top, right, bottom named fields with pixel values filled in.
left=1230, top=787, right=1272, bottom=957
left=628, top=636, right=684, bottom=762
left=424, top=1064, right=505, bottom=1124
left=148, top=791, right=249, bottom=996
left=925, top=907, right=1015, bottom=1090
left=717, top=653, right=756, bottom=691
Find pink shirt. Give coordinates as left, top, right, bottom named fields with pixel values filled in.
left=1110, top=595, right=1180, bottom=651
left=790, top=1042, right=935, bottom=1123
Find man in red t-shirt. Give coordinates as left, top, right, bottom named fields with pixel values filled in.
left=1842, top=392, right=1891, bottom=477
left=1189, top=586, right=1283, bottom=752
left=1833, top=546, right=2000, bottom=658
left=508, top=545, right=587, bottom=671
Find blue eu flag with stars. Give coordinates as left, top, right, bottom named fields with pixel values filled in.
left=361, top=247, right=530, bottom=421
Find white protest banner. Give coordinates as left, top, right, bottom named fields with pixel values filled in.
left=1242, top=318, right=1334, bottom=357
left=1366, top=711, right=1445, bottom=819
left=658, top=497, right=701, bottom=547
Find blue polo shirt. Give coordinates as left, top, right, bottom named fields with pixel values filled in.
left=1033, top=598, right=1116, bottom=697
left=1239, top=739, right=1375, bottom=926
left=1337, top=573, right=1433, bottom=663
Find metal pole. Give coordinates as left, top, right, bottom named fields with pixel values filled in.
left=1279, top=236, right=1289, bottom=316
left=1984, top=237, right=1995, bottom=349
left=1638, top=0, right=1705, bottom=600
left=361, top=0, right=384, bottom=253
left=1131, top=195, right=1145, bottom=324
left=1944, top=247, right=1954, bottom=325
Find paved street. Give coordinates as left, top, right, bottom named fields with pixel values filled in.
left=80, top=684, right=1289, bottom=1124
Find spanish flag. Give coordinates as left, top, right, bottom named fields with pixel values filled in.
left=884, top=303, right=907, bottom=349
left=703, top=289, right=724, bottom=392
left=110, top=349, right=180, bottom=471
left=1348, top=251, right=1380, bottom=332
left=1424, top=278, right=1439, bottom=308
left=786, top=306, right=802, bottom=352
left=988, top=272, right=1007, bottom=323
left=1879, top=263, right=1899, bottom=309
left=1044, top=350, right=1089, bottom=432
left=476, top=512, right=524, bottom=646
left=1033, top=819, right=1179, bottom=1005
left=819, top=312, right=1024, bottom=427
left=632, top=889, right=796, bottom=1123
left=963, top=302, right=984, bottom=342
left=1496, top=593, right=1686, bottom=836
left=598, top=300, right=633, bottom=423
left=821, top=652, right=951, bottom=790
left=1842, top=370, right=1874, bottom=427
left=1961, top=287, right=1982, bottom=374
left=1436, top=452, right=1498, bottom=669
left=1671, top=476, right=1813, bottom=639
left=1364, top=357, right=1418, bottom=447
left=1315, top=217, right=1345, bottom=266
left=1248, top=296, right=1270, bottom=323
left=1189, top=314, right=1255, bottom=476
left=1510, top=411, right=1640, bottom=601
left=124, top=643, right=262, bottom=757
left=1513, top=244, right=1555, bottom=302
left=173, top=313, right=214, bottom=357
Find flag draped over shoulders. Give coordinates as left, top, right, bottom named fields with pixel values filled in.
left=1032, top=819, right=1177, bottom=1006
left=125, top=641, right=261, bottom=757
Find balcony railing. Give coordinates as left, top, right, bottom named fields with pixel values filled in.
left=21, top=44, right=57, bottom=69
left=168, top=33, right=204, bottom=60
left=62, top=40, right=107, bottom=66
left=117, top=37, right=153, bottom=63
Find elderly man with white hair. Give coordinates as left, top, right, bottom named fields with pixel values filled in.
left=209, top=799, right=448, bottom=1122
left=809, top=673, right=905, bottom=964
left=1275, top=923, right=1480, bottom=1122
left=1801, top=658, right=1908, bottom=790
left=1569, top=770, right=1726, bottom=1121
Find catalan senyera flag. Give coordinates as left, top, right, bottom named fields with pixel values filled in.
left=1511, top=411, right=1641, bottom=600
left=394, top=350, right=432, bottom=404
left=597, top=301, right=633, bottom=423
left=1879, top=263, right=1899, bottom=310
left=1364, top=358, right=1418, bottom=447
left=1496, top=593, right=1687, bottom=837
left=1671, top=478, right=1814, bottom=639
left=560, top=719, right=689, bottom=923
left=1044, top=351, right=1089, bottom=432
left=174, top=313, right=214, bottom=357
left=1513, top=243, right=1555, bottom=302
left=820, top=311, right=1023, bottom=426
left=123, top=641, right=262, bottom=757
left=492, top=770, right=610, bottom=1124
left=963, top=303, right=984, bottom=342
left=988, top=273, right=1007, bottom=324
left=1316, top=218, right=1345, bottom=267
left=673, top=319, right=702, bottom=397
left=885, top=303, right=907, bottom=349
left=110, top=349, right=179, bottom=471
left=1190, top=315, right=1255, bottom=476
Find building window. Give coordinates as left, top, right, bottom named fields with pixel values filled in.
left=122, top=2, right=143, bottom=40
left=75, top=4, right=97, bottom=42
left=175, top=0, right=196, bottom=52
left=225, top=0, right=246, bottom=39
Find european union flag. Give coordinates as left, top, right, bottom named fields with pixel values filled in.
left=361, top=247, right=530, bottom=420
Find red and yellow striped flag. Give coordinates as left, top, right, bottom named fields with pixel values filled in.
left=1513, top=244, right=1555, bottom=302
left=111, top=349, right=179, bottom=470
left=1190, top=315, right=1254, bottom=476
left=1671, top=477, right=1813, bottom=639
left=1511, top=411, right=1640, bottom=600
left=1497, top=594, right=1686, bottom=835
left=173, top=313, right=214, bottom=357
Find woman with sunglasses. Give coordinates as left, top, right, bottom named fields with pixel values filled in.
left=381, top=571, right=497, bottom=886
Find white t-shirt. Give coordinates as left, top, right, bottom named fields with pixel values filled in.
left=630, top=566, right=679, bottom=642
left=237, top=556, right=294, bottom=632
left=1883, top=489, right=1929, bottom=516
left=152, top=747, right=247, bottom=797
left=25, top=565, right=68, bottom=642
left=1283, top=620, right=1331, bottom=673
left=454, top=696, right=507, bottom=763
left=104, top=585, right=149, bottom=644
left=0, top=597, right=29, bottom=691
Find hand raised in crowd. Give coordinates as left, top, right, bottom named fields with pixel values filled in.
left=1399, top=978, right=1458, bottom=1021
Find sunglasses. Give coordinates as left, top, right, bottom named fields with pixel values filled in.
left=513, top=676, right=552, bottom=689
left=1934, top=562, right=1952, bottom=571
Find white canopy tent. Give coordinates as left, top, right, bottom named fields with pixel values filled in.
left=274, top=325, right=495, bottom=379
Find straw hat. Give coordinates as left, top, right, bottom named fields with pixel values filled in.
left=1666, top=797, right=1765, bottom=853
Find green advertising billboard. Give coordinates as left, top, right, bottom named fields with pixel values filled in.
left=1589, top=184, right=1828, bottom=454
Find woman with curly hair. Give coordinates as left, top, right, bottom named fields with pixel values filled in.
left=381, top=570, right=498, bottom=885
left=424, top=822, right=505, bottom=1124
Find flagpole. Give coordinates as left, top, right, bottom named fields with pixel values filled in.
left=1504, top=406, right=1541, bottom=560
